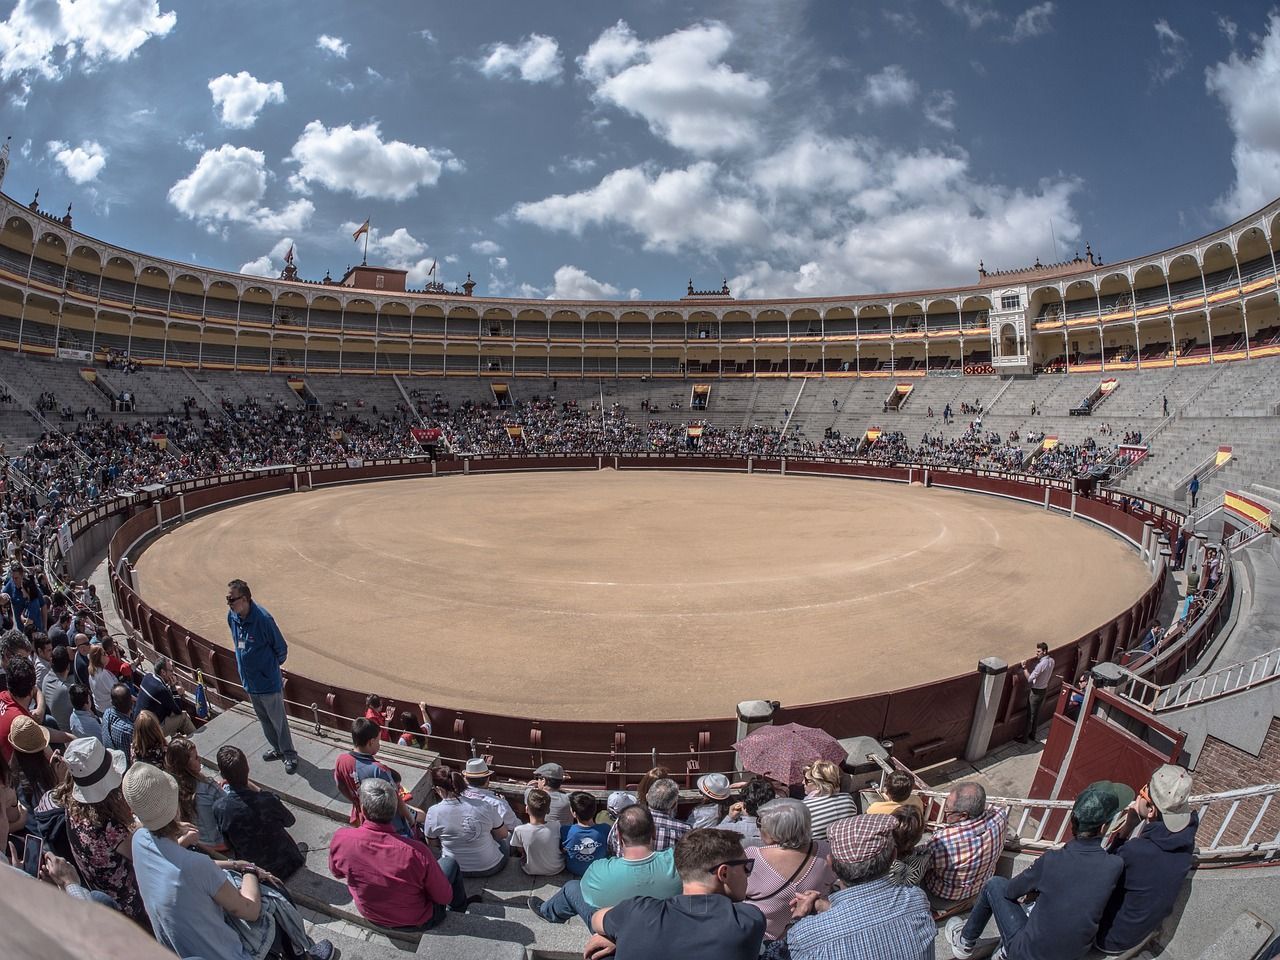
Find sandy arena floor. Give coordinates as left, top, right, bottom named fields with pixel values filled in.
left=134, top=470, right=1152, bottom=721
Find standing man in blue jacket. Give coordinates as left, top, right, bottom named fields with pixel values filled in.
left=226, top=578, right=297, bottom=774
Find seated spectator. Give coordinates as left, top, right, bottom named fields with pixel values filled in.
left=39, top=644, right=74, bottom=733
left=945, top=781, right=1128, bottom=960
left=8, top=715, right=66, bottom=810
left=602, top=789, right=637, bottom=826
left=525, top=761, right=571, bottom=827
left=123, top=761, right=332, bottom=960
left=745, top=798, right=837, bottom=944
left=638, top=777, right=693, bottom=852
left=865, top=769, right=925, bottom=816
left=511, top=787, right=564, bottom=876
left=424, top=766, right=508, bottom=878
left=886, top=805, right=927, bottom=886
left=102, top=684, right=135, bottom=764
left=719, top=778, right=776, bottom=848
left=213, top=745, right=306, bottom=879
left=132, top=658, right=195, bottom=737
left=801, top=760, right=858, bottom=840
left=687, top=773, right=732, bottom=829
left=333, top=716, right=421, bottom=836
left=460, top=757, right=519, bottom=850
left=561, top=791, right=609, bottom=877
left=68, top=684, right=102, bottom=742
left=3, top=657, right=71, bottom=765
left=922, top=781, right=1008, bottom=909
left=584, top=828, right=765, bottom=960
left=1095, top=765, right=1197, bottom=954
left=130, top=710, right=167, bottom=768
left=330, top=777, right=474, bottom=930
left=57, top=737, right=147, bottom=924
left=534, top=804, right=682, bottom=925
left=787, top=814, right=936, bottom=960
left=164, top=736, right=227, bottom=856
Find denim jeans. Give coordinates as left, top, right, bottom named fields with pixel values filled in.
left=539, top=879, right=594, bottom=925
left=250, top=691, right=296, bottom=761
left=961, top=875, right=1028, bottom=946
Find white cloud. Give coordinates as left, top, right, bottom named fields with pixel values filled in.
left=180, top=134, right=204, bottom=153
left=940, top=0, right=999, bottom=30
left=513, top=161, right=770, bottom=252
left=316, top=34, right=347, bottom=58
left=546, top=265, right=625, bottom=300
left=923, top=90, right=957, bottom=130
left=861, top=65, right=917, bottom=110
left=288, top=121, right=461, bottom=200
left=577, top=19, right=769, bottom=155
left=372, top=227, right=427, bottom=261
left=0, top=0, right=175, bottom=87
left=478, top=33, right=562, bottom=83
left=1009, top=2, right=1054, bottom=42
left=1218, top=16, right=1237, bottom=44
left=471, top=239, right=501, bottom=255
left=48, top=139, right=106, bottom=183
left=1206, top=13, right=1280, bottom=219
left=239, top=237, right=294, bottom=278
left=419, top=29, right=436, bottom=43
left=750, top=133, right=872, bottom=197
left=492, top=256, right=508, bottom=271
left=168, top=144, right=314, bottom=231
left=208, top=71, right=284, bottom=128
left=341, top=222, right=441, bottom=285
left=1152, top=18, right=1189, bottom=84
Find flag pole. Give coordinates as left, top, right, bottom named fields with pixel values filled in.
left=362, top=221, right=369, bottom=266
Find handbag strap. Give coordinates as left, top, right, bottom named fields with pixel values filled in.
left=748, top=843, right=815, bottom=902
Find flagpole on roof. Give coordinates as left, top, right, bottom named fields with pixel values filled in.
left=363, top=221, right=369, bottom=266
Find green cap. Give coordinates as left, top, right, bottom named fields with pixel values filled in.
left=1072, top=780, right=1136, bottom=829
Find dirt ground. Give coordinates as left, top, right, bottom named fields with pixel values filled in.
left=134, top=470, right=1152, bottom=721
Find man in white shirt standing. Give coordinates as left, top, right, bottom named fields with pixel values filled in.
left=1018, top=642, right=1055, bottom=743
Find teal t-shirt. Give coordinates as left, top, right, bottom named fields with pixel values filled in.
left=580, top=847, right=681, bottom=910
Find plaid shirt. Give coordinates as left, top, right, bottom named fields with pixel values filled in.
left=923, top=806, right=1009, bottom=901
left=607, top=808, right=692, bottom=855
left=786, top=876, right=934, bottom=960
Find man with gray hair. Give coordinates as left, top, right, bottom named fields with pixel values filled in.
left=787, top=814, right=934, bottom=959
left=608, top=777, right=692, bottom=855
left=921, top=781, right=1008, bottom=909
left=329, top=777, right=476, bottom=929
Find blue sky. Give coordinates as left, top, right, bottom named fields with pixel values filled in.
left=1, top=1, right=1279, bottom=300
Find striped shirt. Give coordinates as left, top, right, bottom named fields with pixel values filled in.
left=803, top=792, right=859, bottom=841
left=785, top=876, right=934, bottom=960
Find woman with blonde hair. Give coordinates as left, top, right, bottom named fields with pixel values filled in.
left=164, top=736, right=228, bottom=856
left=131, top=710, right=168, bottom=768
left=800, top=759, right=857, bottom=841
left=87, top=643, right=116, bottom=713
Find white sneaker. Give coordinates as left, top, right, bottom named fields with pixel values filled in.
left=944, top=916, right=975, bottom=959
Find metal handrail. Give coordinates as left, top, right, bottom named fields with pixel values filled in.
left=1117, top=646, right=1280, bottom=713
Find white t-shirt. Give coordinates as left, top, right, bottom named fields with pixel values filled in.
left=512, top=822, right=565, bottom=876
left=88, top=667, right=115, bottom=714
left=425, top=796, right=504, bottom=874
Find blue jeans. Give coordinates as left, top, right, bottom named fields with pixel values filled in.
left=539, top=879, right=594, bottom=925
left=250, top=691, right=296, bottom=761
left=961, top=875, right=1028, bottom=946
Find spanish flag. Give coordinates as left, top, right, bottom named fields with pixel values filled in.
left=352, top=218, right=370, bottom=241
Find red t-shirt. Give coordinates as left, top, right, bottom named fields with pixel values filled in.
left=363, top=707, right=391, bottom=741
left=0, top=692, right=32, bottom=765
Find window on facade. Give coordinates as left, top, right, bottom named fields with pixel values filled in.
left=1000, top=294, right=1021, bottom=310
left=376, top=275, right=385, bottom=289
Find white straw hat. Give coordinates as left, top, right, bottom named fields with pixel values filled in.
left=64, top=737, right=127, bottom=805
left=122, top=762, right=180, bottom=831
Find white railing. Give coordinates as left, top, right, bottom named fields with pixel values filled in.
left=873, top=756, right=1280, bottom=860
left=1226, top=518, right=1272, bottom=551
left=1115, top=647, right=1280, bottom=712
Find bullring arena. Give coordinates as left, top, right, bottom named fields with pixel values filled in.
left=135, top=469, right=1150, bottom=720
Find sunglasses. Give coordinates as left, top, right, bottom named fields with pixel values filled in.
left=226, top=595, right=245, bottom=605
left=718, top=858, right=754, bottom=876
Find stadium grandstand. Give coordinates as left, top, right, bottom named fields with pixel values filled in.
left=2, top=152, right=1280, bottom=960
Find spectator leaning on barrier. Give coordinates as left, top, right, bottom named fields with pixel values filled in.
left=1095, top=764, right=1198, bottom=955
left=584, top=828, right=766, bottom=960
left=1017, top=642, right=1055, bottom=743
left=787, top=813, right=936, bottom=960
left=225, top=579, right=297, bottom=775
left=946, top=780, right=1129, bottom=960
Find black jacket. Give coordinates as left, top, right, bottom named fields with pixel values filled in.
left=1095, top=814, right=1197, bottom=952
left=1004, top=836, right=1124, bottom=960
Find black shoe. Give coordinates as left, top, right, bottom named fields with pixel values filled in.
left=262, top=749, right=283, bottom=762
left=283, top=757, right=298, bottom=775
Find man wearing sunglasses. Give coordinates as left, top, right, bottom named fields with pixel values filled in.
left=584, top=828, right=765, bottom=960
left=226, top=578, right=297, bottom=775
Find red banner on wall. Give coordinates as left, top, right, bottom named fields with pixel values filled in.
left=411, top=427, right=442, bottom=444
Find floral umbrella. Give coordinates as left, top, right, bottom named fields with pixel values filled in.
left=732, top=722, right=848, bottom=785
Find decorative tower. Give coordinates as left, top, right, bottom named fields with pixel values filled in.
left=0, top=136, right=10, bottom=192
